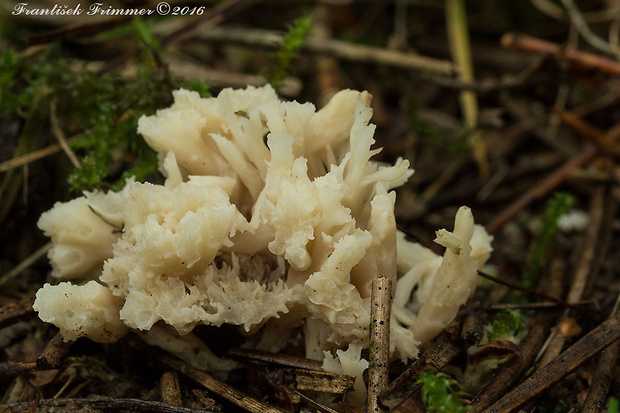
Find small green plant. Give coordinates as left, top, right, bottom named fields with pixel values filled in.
left=268, top=14, right=313, bottom=89
left=523, top=192, right=575, bottom=290
left=485, top=309, right=527, bottom=343
left=418, top=370, right=475, bottom=413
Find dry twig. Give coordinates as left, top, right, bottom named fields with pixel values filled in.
left=197, top=26, right=457, bottom=75
left=226, top=347, right=324, bottom=371
left=485, top=145, right=597, bottom=235
left=129, top=338, right=286, bottom=413
left=380, top=332, right=463, bottom=410
left=582, top=339, right=620, bottom=412
left=502, top=32, right=620, bottom=76
left=0, top=295, right=35, bottom=329
left=37, top=331, right=73, bottom=370
left=368, top=277, right=392, bottom=413
left=471, top=313, right=557, bottom=411
left=2, top=397, right=209, bottom=413
left=481, top=313, right=620, bottom=413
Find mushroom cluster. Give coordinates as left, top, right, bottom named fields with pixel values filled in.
left=33, top=85, right=492, bottom=401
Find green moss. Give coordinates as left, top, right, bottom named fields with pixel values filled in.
left=485, top=309, right=527, bottom=343
left=523, top=192, right=575, bottom=290
left=268, top=14, right=313, bottom=89
left=418, top=371, right=475, bottom=413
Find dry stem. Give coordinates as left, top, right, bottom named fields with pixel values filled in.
left=368, top=277, right=392, bottom=413
left=196, top=26, right=457, bottom=75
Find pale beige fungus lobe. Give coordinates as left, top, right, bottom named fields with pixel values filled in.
left=33, top=85, right=492, bottom=406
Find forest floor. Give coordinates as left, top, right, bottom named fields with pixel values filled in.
left=1, top=1, right=620, bottom=412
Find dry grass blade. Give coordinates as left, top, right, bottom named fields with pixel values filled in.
left=294, top=391, right=342, bottom=413
left=446, top=0, right=488, bottom=177
left=0, top=144, right=63, bottom=173
left=0, top=87, right=51, bottom=225
left=49, top=100, right=80, bottom=168
left=0, top=242, right=51, bottom=288
left=226, top=347, right=324, bottom=371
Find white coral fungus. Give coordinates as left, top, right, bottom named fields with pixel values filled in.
left=34, top=85, right=492, bottom=401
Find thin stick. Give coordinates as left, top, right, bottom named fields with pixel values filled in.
left=0, top=295, right=35, bottom=329
left=1, top=398, right=208, bottom=413
left=561, top=0, right=615, bottom=55
left=295, top=390, right=341, bottom=413
left=476, top=270, right=601, bottom=315
left=131, top=339, right=285, bottom=413
left=380, top=332, right=462, bottom=410
left=461, top=308, right=484, bottom=346
left=226, top=347, right=324, bottom=371
left=582, top=340, right=620, bottom=412
left=162, top=0, right=262, bottom=47
left=481, top=313, right=620, bottom=413
left=368, top=277, right=392, bottom=413
left=485, top=145, right=597, bottom=235
left=502, top=32, right=620, bottom=76
left=0, top=134, right=84, bottom=173
left=312, top=4, right=344, bottom=106
left=487, top=300, right=595, bottom=312
left=0, top=361, right=38, bottom=376
left=37, top=331, right=73, bottom=370
left=197, top=26, right=457, bottom=75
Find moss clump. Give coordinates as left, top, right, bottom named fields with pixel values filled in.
left=268, top=14, right=313, bottom=89
left=418, top=371, right=474, bottom=413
